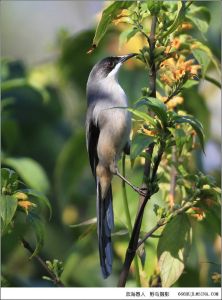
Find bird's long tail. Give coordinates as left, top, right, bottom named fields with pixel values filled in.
left=96, top=178, right=114, bottom=278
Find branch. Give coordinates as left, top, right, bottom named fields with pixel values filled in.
left=169, top=145, right=177, bottom=208
left=204, top=75, right=221, bottom=89
left=137, top=199, right=199, bottom=249
left=137, top=223, right=163, bottom=250
left=121, top=155, right=141, bottom=287
left=148, top=16, right=157, bottom=98
left=21, top=238, right=64, bottom=287
left=116, top=170, right=146, bottom=197
left=164, top=84, right=182, bottom=104
left=118, top=16, right=159, bottom=287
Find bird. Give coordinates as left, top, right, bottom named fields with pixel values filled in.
left=86, top=53, right=136, bottom=278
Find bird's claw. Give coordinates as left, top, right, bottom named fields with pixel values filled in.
left=135, top=187, right=147, bottom=197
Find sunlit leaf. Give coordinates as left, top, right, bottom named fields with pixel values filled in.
left=2, top=157, right=50, bottom=194
left=128, top=108, right=156, bottom=126
left=1, top=79, right=28, bottom=92
left=69, top=217, right=97, bottom=228
left=111, top=229, right=128, bottom=237
left=135, top=97, right=168, bottom=127
left=0, top=195, right=18, bottom=233
left=92, top=1, right=133, bottom=47
left=157, top=214, right=192, bottom=287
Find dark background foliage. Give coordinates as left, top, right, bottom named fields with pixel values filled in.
left=1, top=1, right=221, bottom=287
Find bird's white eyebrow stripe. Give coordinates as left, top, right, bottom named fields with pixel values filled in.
left=106, top=62, right=122, bottom=78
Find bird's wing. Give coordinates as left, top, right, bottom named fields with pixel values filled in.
left=86, top=113, right=100, bottom=178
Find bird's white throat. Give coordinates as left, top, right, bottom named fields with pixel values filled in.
left=107, top=62, right=122, bottom=79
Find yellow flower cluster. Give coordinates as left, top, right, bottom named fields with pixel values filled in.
left=159, top=55, right=200, bottom=87
left=166, top=96, right=184, bottom=109
left=165, top=37, right=181, bottom=54
left=142, top=127, right=158, bottom=136
left=15, top=192, right=36, bottom=214
left=181, top=22, right=193, bottom=30
left=157, top=92, right=184, bottom=109
left=190, top=207, right=206, bottom=221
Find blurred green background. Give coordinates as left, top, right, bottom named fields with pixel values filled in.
left=1, top=1, right=221, bottom=287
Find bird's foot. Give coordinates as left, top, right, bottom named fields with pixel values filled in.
left=115, top=170, right=148, bottom=197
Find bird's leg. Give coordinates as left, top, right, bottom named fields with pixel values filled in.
left=114, top=168, right=147, bottom=197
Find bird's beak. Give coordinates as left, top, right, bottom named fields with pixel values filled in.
left=119, top=53, right=137, bottom=63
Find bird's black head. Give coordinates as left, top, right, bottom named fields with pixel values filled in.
left=90, top=53, right=136, bottom=80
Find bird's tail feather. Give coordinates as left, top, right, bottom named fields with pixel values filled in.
left=96, top=178, right=114, bottom=278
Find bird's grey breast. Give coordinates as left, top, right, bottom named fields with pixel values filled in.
left=90, top=80, right=130, bottom=126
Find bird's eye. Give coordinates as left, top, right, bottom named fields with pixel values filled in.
left=108, top=61, right=115, bottom=68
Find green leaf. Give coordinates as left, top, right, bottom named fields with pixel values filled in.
left=147, top=0, right=162, bottom=16
left=130, top=133, right=154, bottom=160
left=192, top=41, right=220, bottom=76
left=1, top=168, right=18, bottom=194
left=2, top=157, right=50, bottom=194
left=157, top=214, right=192, bottom=287
left=1, top=78, right=28, bottom=93
left=201, top=201, right=221, bottom=235
left=136, top=97, right=168, bottom=127
left=92, top=1, right=133, bottom=47
left=161, top=1, right=186, bottom=39
left=128, top=108, right=156, bottom=126
left=21, top=189, right=52, bottom=219
left=1, top=195, right=18, bottom=233
left=173, top=128, right=187, bottom=155
left=173, top=115, right=205, bottom=152
left=182, top=80, right=199, bottom=89
left=192, top=48, right=211, bottom=77
left=27, top=212, right=44, bottom=257
left=186, top=6, right=210, bottom=33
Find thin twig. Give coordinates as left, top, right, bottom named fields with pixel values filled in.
left=116, top=170, right=146, bottom=197
left=21, top=238, right=64, bottom=287
left=137, top=199, right=199, bottom=249
left=164, top=85, right=182, bottom=104
left=204, top=75, right=221, bottom=89
left=137, top=223, right=163, bottom=249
